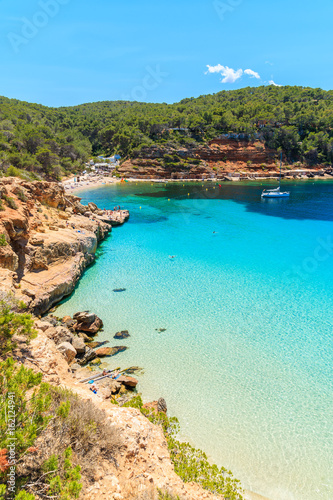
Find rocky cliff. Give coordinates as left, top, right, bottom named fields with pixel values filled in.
left=12, top=322, right=224, bottom=500
left=0, top=178, right=112, bottom=314
left=117, top=137, right=328, bottom=180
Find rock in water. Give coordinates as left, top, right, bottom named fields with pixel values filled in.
left=94, top=347, right=114, bottom=357
left=88, top=340, right=110, bottom=349
left=114, top=330, right=130, bottom=339
left=109, top=346, right=128, bottom=356
left=117, top=375, right=138, bottom=388
left=78, top=347, right=97, bottom=366
left=73, top=311, right=103, bottom=335
left=95, top=346, right=128, bottom=357
left=157, top=398, right=167, bottom=413
left=72, top=336, right=86, bottom=354
left=90, top=358, right=101, bottom=366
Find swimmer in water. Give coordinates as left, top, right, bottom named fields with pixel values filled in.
left=169, top=255, right=176, bottom=259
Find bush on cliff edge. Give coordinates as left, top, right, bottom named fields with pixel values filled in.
left=123, top=395, right=243, bottom=500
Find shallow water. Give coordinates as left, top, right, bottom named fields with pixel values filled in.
left=57, top=181, right=333, bottom=500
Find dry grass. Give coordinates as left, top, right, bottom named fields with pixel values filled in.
left=18, top=385, right=121, bottom=485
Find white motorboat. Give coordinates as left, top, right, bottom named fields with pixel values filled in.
left=261, top=153, right=290, bottom=199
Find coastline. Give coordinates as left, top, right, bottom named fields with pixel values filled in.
left=63, top=172, right=333, bottom=196
left=5, top=176, right=326, bottom=500
left=57, top=179, right=331, bottom=498
left=0, top=177, right=239, bottom=500
left=59, top=179, right=277, bottom=500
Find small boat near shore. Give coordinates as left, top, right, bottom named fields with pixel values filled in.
left=261, top=187, right=290, bottom=198
left=261, top=153, right=290, bottom=199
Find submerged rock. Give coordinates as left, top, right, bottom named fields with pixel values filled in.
left=90, top=358, right=101, bottom=366
left=114, top=330, right=130, bottom=339
left=110, top=346, right=128, bottom=356
left=88, top=340, right=110, bottom=349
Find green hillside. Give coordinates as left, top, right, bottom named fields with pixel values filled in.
left=1, top=85, right=333, bottom=179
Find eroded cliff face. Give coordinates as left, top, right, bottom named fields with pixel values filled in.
left=117, top=137, right=330, bottom=180
left=0, top=178, right=111, bottom=314
left=117, top=138, right=280, bottom=179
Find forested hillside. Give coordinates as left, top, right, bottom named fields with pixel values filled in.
left=1, top=85, right=333, bottom=179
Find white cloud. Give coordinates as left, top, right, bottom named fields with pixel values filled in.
left=206, top=64, right=243, bottom=83
left=206, top=64, right=261, bottom=84
left=269, top=80, right=282, bottom=87
left=244, top=69, right=260, bottom=79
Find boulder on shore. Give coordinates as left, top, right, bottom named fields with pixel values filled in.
left=94, top=346, right=128, bottom=357
left=46, top=326, right=74, bottom=345
left=117, top=375, right=138, bottom=388
left=57, top=342, right=77, bottom=364
left=73, top=311, right=103, bottom=335
left=143, top=397, right=167, bottom=414
left=158, top=397, right=167, bottom=413
left=77, top=347, right=97, bottom=366
left=72, top=336, right=86, bottom=354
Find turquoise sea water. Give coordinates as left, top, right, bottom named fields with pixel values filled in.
left=57, top=181, right=333, bottom=500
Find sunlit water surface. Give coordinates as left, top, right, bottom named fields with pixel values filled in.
left=57, top=181, right=333, bottom=500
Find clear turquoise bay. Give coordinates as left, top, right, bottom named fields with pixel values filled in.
left=57, top=181, right=333, bottom=500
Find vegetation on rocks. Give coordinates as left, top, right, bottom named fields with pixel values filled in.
left=1, top=195, right=17, bottom=210
left=0, top=299, right=36, bottom=356
left=124, top=396, right=243, bottom=500
left=1, top=86, right=333, bottom=180
left=0, top=357, right=120, bottom=499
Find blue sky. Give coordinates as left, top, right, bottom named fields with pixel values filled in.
left=0, top=0, right=332, bottom=107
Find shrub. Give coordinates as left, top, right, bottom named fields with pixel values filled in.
left=158, top=491, right=180, bottom=500
left=16, top=189, right=27, bottom=202
left=0, top=359, right=121, bottom=498
left=0, top=299, right=36, bottom=355
left=124, top=396, right=243, bottom=499
left=0, top=201, right=4, bottom=211
left=2, top=194, right=18, bottom=210
left=0, top=234, right=7, bottom=246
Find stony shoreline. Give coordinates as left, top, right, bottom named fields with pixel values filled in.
left=0, top=177, right=129, bottom=315
left=0, top=176, right=270, bottom=500
left=0, top=178, right=230, bottom=500
left=64, top=170, right=333, bottom=196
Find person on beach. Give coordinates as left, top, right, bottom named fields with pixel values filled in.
left=112, top=370, right=120, bottom=379
left=90, top=385, right=97, bottom=394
